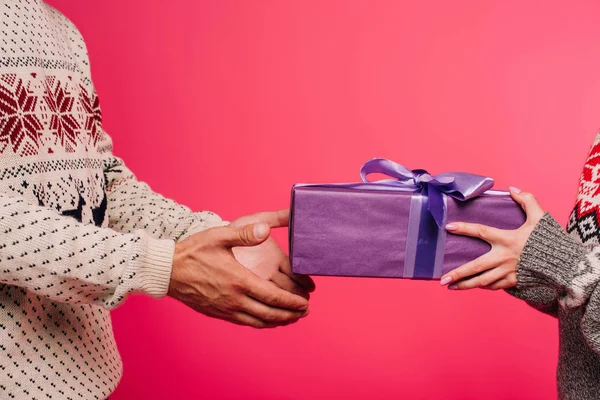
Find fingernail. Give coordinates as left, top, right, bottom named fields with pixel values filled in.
left=299, top=303, right=309, bottom=310
left=302, top=309, right=310, bottom=318
left=253, top=223, right=269, bottom=240
left=448, top=284, right=458, bottom=290
left=440, top=276, right=452, bottom=286
left=445, top=223, right=458, bottom=231
left=509, top=186, right=521, bottom=194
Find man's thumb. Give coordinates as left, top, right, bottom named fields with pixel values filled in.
left=223, top=223, right=270, bottom=247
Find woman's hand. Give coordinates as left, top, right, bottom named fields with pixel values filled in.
left=440, top=187, right=545, bottom=291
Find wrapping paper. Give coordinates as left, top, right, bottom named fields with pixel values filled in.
left=289, top=159, right=526, bottom=279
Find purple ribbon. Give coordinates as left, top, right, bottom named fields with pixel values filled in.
left=359, top=158, right=494, bottom=279
left=359, top=158, right=494, bottom=227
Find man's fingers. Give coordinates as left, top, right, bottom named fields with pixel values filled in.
left=254, top=209, right=289, bottom=228
left=270, top=271, right=310, bottom=300
left=279, top=257, right=316, bottom=292
left=230, top=209, right=290, bottom=228
left=240, top=295, right=308, bottom=323
left=440, top=252, right=498, bottom=286
left=508, top=188, right=545, bottom=224
left=216, top=223, right=271, bottom=248
left=449, top=266, right=507, bottom=290
left=233, top=209, right=290, bottom=228
left=229, top=312, right=283, bottom=329
left=242, top=270, right=309, bottom=311
left=201, top=292, right=304, bottom=329
left=445, top=222, right=503, bottom=243
left=206, top=307, right=281, bottom=329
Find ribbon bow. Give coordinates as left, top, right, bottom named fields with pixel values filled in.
left=359, top=158, right=494, bottom=227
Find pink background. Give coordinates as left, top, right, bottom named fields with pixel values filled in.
left=45, top=1, right=600, bottom=399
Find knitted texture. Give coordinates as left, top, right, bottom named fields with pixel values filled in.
left=0, top=1, right=225, bottom=398
left=567, top=133, right=600, bottom=245
left=509, top=136, right=600, bottom=399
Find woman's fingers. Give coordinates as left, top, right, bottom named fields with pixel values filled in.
left=483, top=274, right=517, bottom=290
left=440, top=252, right=499, bottom=286
left=441, top=187, right=540, bottom=293
left=448, top=265, right=510, bottom=290
left=508, top=187, right=545, bottom=224
left=445, top=221, right=503, bottom=243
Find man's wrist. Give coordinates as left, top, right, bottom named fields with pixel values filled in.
left=134, top=234, right=176, bottom=298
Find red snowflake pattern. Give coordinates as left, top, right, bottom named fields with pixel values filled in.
left=576, top=139, right=600, bottom=216
left=79, top=84, right=104, bottom=146
left=0, top=74, right=43, bottom=156
left=44, top=77, right=80, bottom=153
left=568, top=135, right=600, bottom=243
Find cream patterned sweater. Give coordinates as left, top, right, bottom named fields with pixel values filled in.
left=0, top=1, right=224, bottom=398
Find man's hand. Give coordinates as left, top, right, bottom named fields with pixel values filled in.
left=231, top=209, right=316, bottom=299
left=168, top=222, right=309, bottom=328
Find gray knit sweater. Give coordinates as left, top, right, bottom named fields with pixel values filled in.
left=509, top=212, right=600, bottom=399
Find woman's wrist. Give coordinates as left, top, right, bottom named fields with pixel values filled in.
left=516, top=213, right=585, bottom=290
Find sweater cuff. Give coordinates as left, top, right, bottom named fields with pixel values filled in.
left=516, top=212, right=586, bottom=290
left=136, top=235, right=175, bottom=298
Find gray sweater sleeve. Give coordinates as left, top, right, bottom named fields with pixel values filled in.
left=504, top=286, right=559, bottom=318
left=513, top=212, right=600, bottom=352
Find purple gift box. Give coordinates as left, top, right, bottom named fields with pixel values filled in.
left=289, top=159, right=526, bottom=280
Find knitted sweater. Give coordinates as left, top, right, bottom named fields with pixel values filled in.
left=0, top=1, right=225, bottom=398
left=509, top=132, right=600, bottom=399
